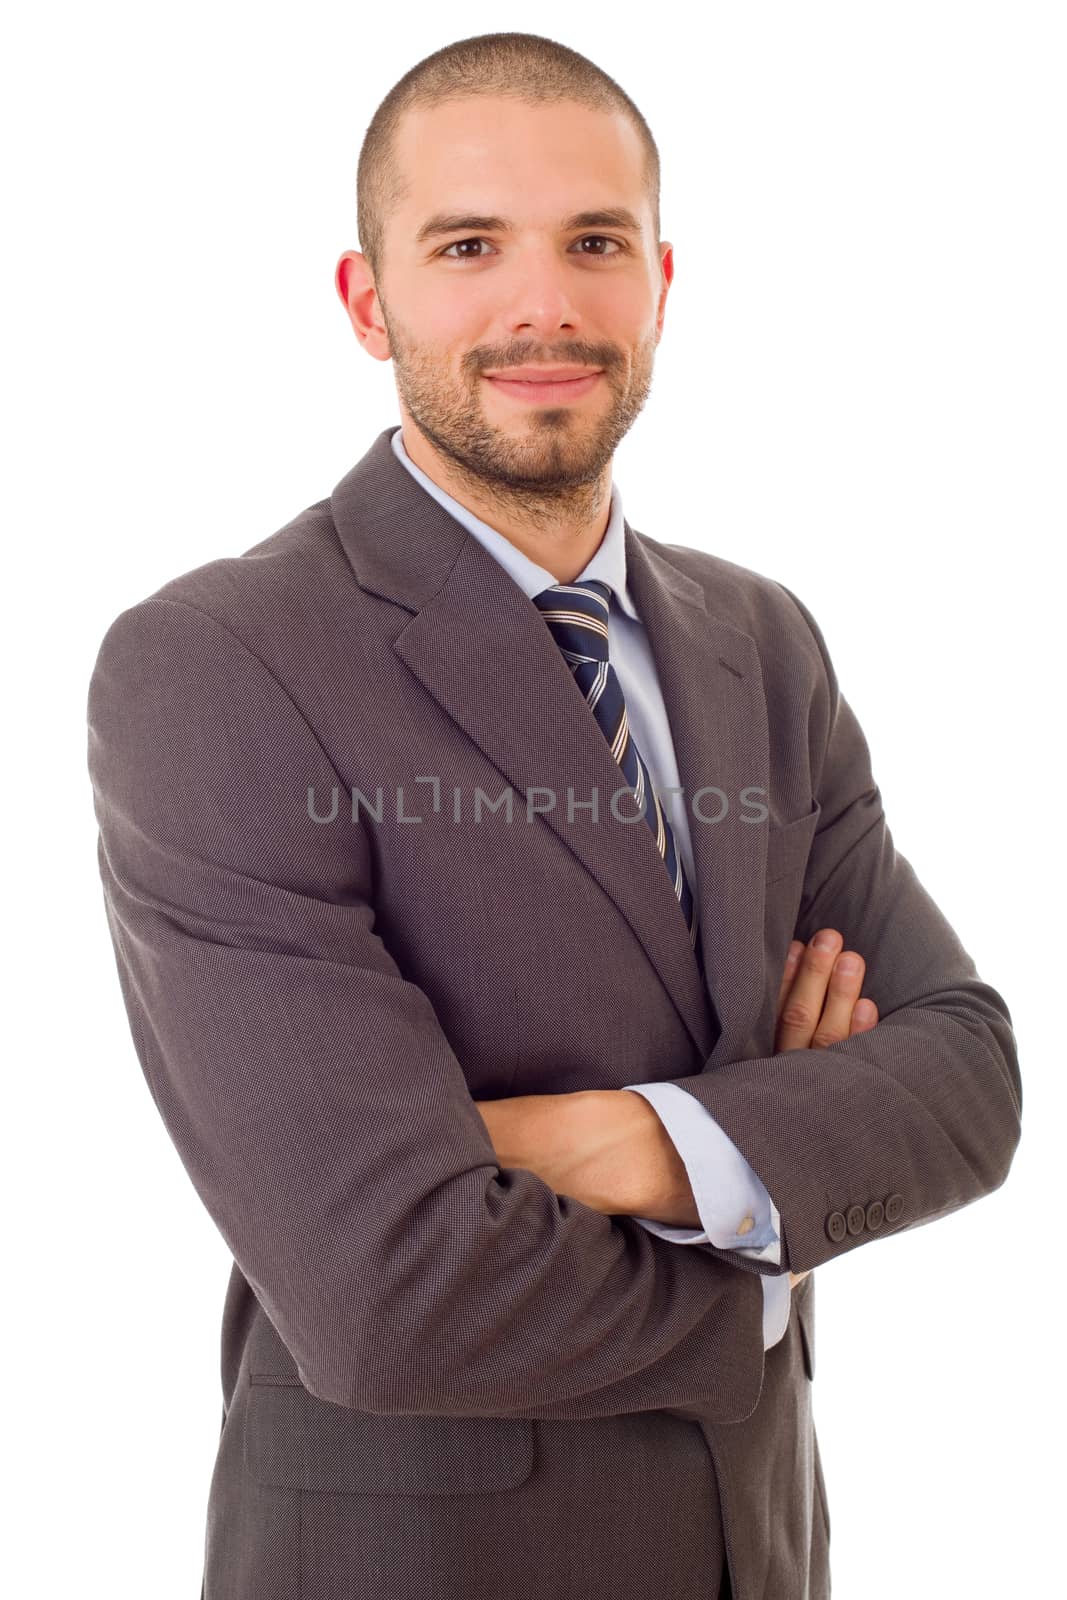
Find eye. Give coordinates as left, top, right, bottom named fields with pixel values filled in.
left=438, top=234, right=627, bottom=260
left=575, top=235, right=626, bottom=257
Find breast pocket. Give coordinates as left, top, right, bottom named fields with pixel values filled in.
left=765, top=802, right=821, bottom=889
left=242, top=1377, right=536, bottom=1495
left=765, top=802, right=821, bottom=939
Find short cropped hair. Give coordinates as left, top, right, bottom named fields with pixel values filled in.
left=356, top=31, right=661, bottom=285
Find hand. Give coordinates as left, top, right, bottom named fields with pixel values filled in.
left=776, top=929, right=879, bottom=1053
left=778, top=928, right=879, bottom=1288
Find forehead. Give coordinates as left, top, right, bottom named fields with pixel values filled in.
left=391, top=96, right=648, bottom=219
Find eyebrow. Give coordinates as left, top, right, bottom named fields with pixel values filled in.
left=414, top=207, right=645, bottom=246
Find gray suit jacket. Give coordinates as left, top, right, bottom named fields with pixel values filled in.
left=86, top=424, right=1022, bottom=1599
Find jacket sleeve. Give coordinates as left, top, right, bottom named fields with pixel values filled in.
left=87, top=594, right=768, bottom=1422
left=659, top=582, right=1023, bottom=1278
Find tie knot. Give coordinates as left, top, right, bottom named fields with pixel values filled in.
left=532, top=579, right=612, bottom=665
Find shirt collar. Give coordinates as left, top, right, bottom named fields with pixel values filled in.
left=390, top=424, right=639, bottom=621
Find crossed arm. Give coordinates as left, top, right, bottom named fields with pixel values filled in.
left=474, top=926, right=877, bottom=1291
left=90, top=589, right=1020, bottom=1417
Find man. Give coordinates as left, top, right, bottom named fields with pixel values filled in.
left=86, top=31, right=1021, bottom=1600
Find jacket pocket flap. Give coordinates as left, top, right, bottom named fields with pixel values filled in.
left=243, top=1379, right=536, bottom=1494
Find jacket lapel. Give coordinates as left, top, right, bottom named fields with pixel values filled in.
left=331, top=428, right=771, bottom=1064
left=624, top=530, right=771, bottom=1065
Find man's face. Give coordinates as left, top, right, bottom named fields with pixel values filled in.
left=374, top=96, right=672, bottom=498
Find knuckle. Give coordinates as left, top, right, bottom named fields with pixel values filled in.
left=780, top=1002, right=813, bottom=1030
left=811, top=1027, right=843, bottom=1049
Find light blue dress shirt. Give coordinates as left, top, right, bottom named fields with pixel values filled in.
left=390, top=423, right=791, bottom=1351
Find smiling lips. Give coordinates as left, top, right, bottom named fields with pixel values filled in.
left=484, top=370, right=603, bottom=403
left=484, top=365, right=601, bottom=381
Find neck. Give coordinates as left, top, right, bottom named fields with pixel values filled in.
left=399, top=422, right=614, bottom=584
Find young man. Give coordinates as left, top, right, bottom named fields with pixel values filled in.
left=86, top=32, right=1021, bottom=1600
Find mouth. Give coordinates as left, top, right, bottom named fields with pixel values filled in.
left=483, top=372, right=602, bottom=404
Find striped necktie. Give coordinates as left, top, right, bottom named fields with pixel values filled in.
left=532, top=579, right=701, bottom=961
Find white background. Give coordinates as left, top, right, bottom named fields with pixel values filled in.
left=5, top=3, right=1063, bottom=1595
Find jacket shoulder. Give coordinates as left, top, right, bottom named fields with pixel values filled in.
left=89, top=496, right=356, bottom=677
left=138, top=498, right=341, bottom=624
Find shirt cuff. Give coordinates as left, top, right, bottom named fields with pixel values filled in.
left=622, top=1081, right=781, bottom=1262
left=622, top=1082, right=791, bottom=1352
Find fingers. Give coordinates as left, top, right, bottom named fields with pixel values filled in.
left=809, top=949, right=867, bottom=1048
left=788, top=1269, right=811, bottom=1289
left=776, top=929, right=878, bottom=1052
left=776, top=940, right=805, bottom=1020
left=776, top=928, right=844, bottom=1051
